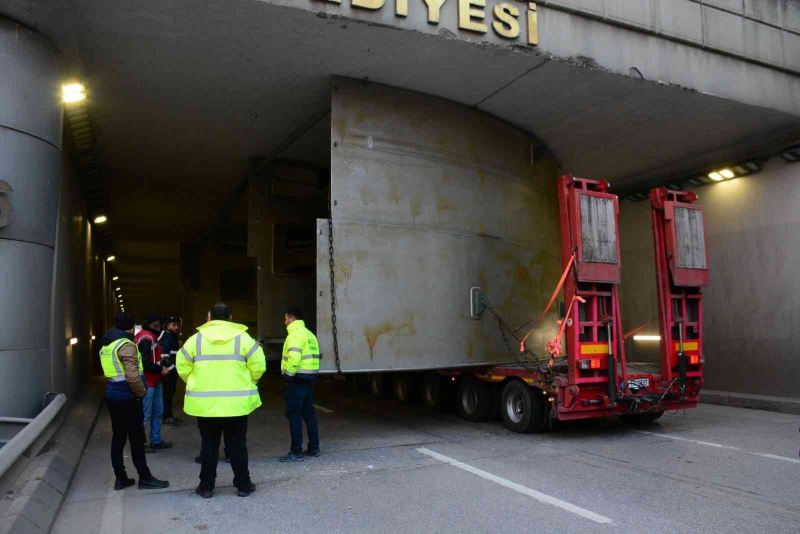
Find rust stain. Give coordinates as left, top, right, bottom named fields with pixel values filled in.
left=363, top=316, right=416, bottom=360
left=410, top=197, right=422, bottom=219
left=336, top=263, right=352, bottom=285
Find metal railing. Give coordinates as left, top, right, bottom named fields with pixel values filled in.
left=0, top=394, right=67, bottom=497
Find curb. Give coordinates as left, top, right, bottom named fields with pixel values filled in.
left=0, top=382, right=103, bottom=534
left=702, top=389, right=800, bottom=415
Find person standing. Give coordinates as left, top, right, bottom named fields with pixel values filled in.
left=135, top=313, right=172, bottom=451
left=159, top=315, right=182, bottom=426
left=177, top=302, right=266, bottom=498
left=100, top=312, right=169, bottom=490
left=279, top=308, right=321, bottom=463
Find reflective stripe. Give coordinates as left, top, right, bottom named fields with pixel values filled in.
left=301, top=354, right=320, bottom=360
left=245, top=342, right=260, bottom=359
left=185, top=389, right=259, bottom=398
left=233, top=335, right=241, bottom=359
left=110, top=339, right=130, bottom=378
left=297, top=369, right=319, bottom=374
left=181, top=346, right=193, bottom=363
left=194, top=354, right=246, bottom=362
left=108, top=376, right=127, bottom=382
left=196, top=333, right=203, bottom=355
left=287, top=347, right=302, bottom=353
left=282, top=371, right=296, bottom=376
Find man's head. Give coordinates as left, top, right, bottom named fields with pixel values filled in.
left=163, top=315, right=180, bottom=333
left=208, top=302, right=232, bottom=322
left=114, top=312, right=135, bottom=334
left=284, top=308, right=303, bottom=327
left=143, top=313, right=161, bottom=332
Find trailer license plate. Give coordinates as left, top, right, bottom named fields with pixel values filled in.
left=628, top=378, right=650, bottom=390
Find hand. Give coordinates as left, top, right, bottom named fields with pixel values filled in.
left=161, top=367, right=170, bottom=376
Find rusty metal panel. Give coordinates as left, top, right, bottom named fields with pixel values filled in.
left=579, top=194, right=618, bottom=264
left=674, top=206, right=707, bottom=269
left=317, top=78, right=562, bottom=372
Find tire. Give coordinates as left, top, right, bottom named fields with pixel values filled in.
left=500, top=380, right=548, bottom=433
left=422, top=372, right=443, bottom=410
left=619, top=411, right=664, bottom=426
left=393, top=373, right=414, bottom=403
left=368, top=373, right=388, bottom=397
left=457, top=375, right=494, bottom=422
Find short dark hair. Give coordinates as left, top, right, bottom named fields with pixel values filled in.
left=210, top=302, right=231, bottom=320
left=285, top=308, right=303, bottom=321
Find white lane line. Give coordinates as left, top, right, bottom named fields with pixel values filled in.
left=417, top=447, right=613, bottom=525
left=314, top=404, right=334, bottom=414
left=634, top=431, right=800, bottom=464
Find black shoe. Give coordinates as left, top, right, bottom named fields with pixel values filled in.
left=302, top=449, right=321, bottom=457
left=138, top=477, right=169, bottom=490
left=163, top=416, right=183, bottom=426
left=237, top=483, right=256, bottom=497
left=279, top=452, right=304, bottom=463
left=149, top=441, right=172, bottom=450
left=195, top=486, right=214, bottom=499
left=114, top=477, right=135, bottom=491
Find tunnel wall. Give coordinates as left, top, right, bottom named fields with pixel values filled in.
left=316, top=78, right=562, bottom=372
left=619, top=158, right=800, bottom=400
left=0, top=18, right=65, bottom=417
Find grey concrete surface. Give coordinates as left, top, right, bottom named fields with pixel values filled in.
left=52, top=375, right=800, bottom=534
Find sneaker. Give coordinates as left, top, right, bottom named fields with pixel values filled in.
left=279, top=452, right=304, bottom=463
left=163, top=416, right=183, bottom=426
left=302, top=449, right=321, bottom=457
left=237, top=483, right=256, bottom=497
left=149, top=441, right=172, bottom=450
left=195, top=485, right=214, bottom=499
left=114, top=477, right=135, bottom=491
left=138, top=477, right=169, bottom=490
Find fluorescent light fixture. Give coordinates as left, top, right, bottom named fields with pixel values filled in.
left=69, top=337, right=79, bottom=346
left=633, top=335, right=661, bottom=341
left=708, top=172, right=724, bottom=182
left=115, top=287, right=121, bottom=291
left=112, top=276, right=119, bottom=281
left=106, top=255, right=116, bottom=262
left=719, top=168, right=735, bottom=179
left=62, top=83, right=86, bottom=103
left=93, top=215, right=108, bottom=224
left=91, top=335, right=96, bottom=341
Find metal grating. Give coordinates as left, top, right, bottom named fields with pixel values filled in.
left=579, top=194, right=618, bottom=264
left=674, top=207, right=707, bottom=269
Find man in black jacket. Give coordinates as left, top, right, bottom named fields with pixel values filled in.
left=159, top=316, right=182, bottom=426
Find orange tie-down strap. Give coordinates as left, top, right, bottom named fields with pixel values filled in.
left=543, top=293, right=586, bottom=360
left=519, top=254, right=575, bottom=353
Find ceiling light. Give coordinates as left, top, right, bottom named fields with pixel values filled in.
left=780, top=145, right=800, bottom=162
left=633, top=335, right=661, bottom=341
left=62, top=83, right=86, bottom=103
left=69, top=337, right=79, bottom=346
left=112, top=276, right=119, bottom=281
left=115, top=287, right=121, bottom=291
left=93, top=215, right=108, bottom=224
left=708, top=172, right=724, bottom=182
left=719, top=168, right=735, bottom=179
left=106, top=255, right=116, bottom=262
left=91, top=335, right=96, bottom=341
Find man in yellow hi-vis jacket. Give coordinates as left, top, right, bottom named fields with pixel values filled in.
left=177, top=302, right=266, bottom=498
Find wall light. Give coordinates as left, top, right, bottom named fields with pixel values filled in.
left=633, top=335, right=661, bottom=341
left=115, top=287, right=121, bottom=291
left=69, top=337, right=79, bottom=346
left=91, top=335, right=96, bottom=341
left=93, top=215, right=108, bottom=225
left=62, top=83, right=86, bottom=103
left=106, top=255, right=116, bottom=262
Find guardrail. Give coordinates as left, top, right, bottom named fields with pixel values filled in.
left=0, top=394, right=67, bottom=497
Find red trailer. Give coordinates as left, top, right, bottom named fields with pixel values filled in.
left=407, top=175, right=709, bottom=433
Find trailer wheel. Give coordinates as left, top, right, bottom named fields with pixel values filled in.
left=457, top=376, right=493, bottom=422
left=619, top=411, right=664, bottom=426
left=393, top=373, right=414, bottom=403
left=368, top=373, right=388, bottom=397
left=422, top=372, right=442, bottom=409
left=501, top=380, right=547, bottom=433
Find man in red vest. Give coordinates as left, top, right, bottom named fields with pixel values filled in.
left=136, top=313, right=172, bottom=450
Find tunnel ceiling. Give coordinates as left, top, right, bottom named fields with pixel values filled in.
left=4, top=0, right=800, bottom=315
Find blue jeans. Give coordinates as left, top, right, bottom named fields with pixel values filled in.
left=143, top=382, right=164, bottom=445
left=284, top=381, right=319, bottom=455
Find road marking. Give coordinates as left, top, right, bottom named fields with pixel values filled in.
left=417, top=447, right=613, bottom=525
left=314, top=404, right=334, bottom=414
left=634, top=431, right=800, bottom=464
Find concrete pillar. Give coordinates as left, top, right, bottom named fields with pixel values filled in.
left=0, top=18, right=64, bottom=417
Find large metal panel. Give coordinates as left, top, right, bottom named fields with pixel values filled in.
left=0, top=240, right=54, bottom=350
left=674, top=206, right=707, bottom=269
left=0, top=128, right=61, bottom=247
left=318, top=79, right=562, bottom=372
left=0, top=17, right=63, bottom=147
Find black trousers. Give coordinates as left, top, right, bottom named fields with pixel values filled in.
left=162, top=369, right=178, bottom=419
left=107, top=398, right=151, bottom=479
left=197, top=416, right=251, bottom=491
left=285, top=380, right=320, bottom=455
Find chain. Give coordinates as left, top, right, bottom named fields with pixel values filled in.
left=327, top=204, right=342, bottom=373
left=484, top=304, right=545, bottom=369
